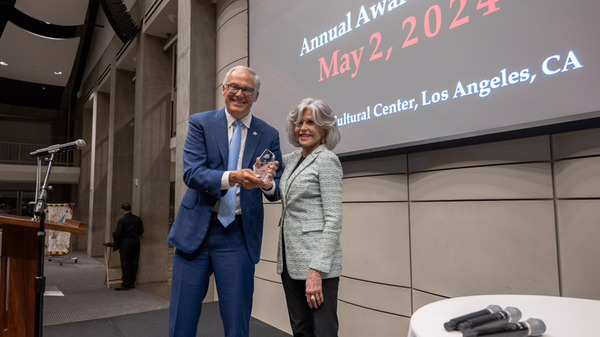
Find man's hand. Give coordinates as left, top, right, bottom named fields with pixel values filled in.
left=229, top=169, right=264, bottom=189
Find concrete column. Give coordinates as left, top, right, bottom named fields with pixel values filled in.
left=106, top=72, right=116, bottom=244
left=107, top=69, right=135, bottom=239
left=133, top=32, right=172, bottom=284
left=91, top=92, right=110, bottom=257
left=74, top=106, right=93, bottom=250
left=175, top=0, right=217, bottom=299
left=175, top=0, right=216, bottom=212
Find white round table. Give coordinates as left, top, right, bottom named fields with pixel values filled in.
left=408, top=294, right=600, bottom=337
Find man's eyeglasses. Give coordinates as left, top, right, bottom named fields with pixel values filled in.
left=225, top=83, right=255, bottom=96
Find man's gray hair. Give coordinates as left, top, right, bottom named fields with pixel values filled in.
left=222, top=65, right=261, bottom=95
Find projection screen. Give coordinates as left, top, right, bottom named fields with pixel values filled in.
left=249, top=0, right=600, bottom=157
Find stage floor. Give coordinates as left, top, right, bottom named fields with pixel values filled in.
left=43, top=250, right=290, bottom=337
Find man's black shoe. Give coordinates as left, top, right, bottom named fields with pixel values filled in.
left=115, top=285, right=131, bottom=291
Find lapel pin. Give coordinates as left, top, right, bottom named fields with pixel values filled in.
left=253, top=132, right=258, bottom=136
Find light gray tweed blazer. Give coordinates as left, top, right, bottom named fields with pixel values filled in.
left=276, top=144, right=343, bottom=280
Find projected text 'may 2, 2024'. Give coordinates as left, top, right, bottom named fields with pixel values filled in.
left=309, top=0, right=501, bottom=82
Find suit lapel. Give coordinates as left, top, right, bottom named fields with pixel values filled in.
left=213, top=109, right=229, bottom=166
left=242, top=117, right=262, bottom=169
left=280, top=151, right=301, bottom=206
left=284, top=145, right=325, bottom=200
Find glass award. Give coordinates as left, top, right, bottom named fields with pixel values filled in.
left=254, top=149, right=275, bottom=182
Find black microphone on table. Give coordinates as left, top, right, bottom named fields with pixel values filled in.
left=458, top=306, right=522, bottom=331
left=30, top=139, right=86, bottom=157
left=444, top=305, right=502, bottom=331
left=462, top=317, right=546, bottom=337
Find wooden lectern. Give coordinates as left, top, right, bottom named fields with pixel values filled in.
left=0, top=214, right=85, bottom=337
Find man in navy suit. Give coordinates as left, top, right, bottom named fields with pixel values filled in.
left=167, top=66, right=281, bottom=337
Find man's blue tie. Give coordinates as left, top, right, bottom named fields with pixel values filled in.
left=218, top=120, right=243, bottom=227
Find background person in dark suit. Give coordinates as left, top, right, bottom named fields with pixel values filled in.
left=113, top=202, right=144, bottom=291
left=278, top=98, right=343, bottom=337
left=167, top=65, right=282, bottom=337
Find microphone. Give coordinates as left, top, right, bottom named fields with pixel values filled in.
left=444, top=305, right=502, bottom=331
left=463, top=318, right=546, bottom=337
left=458, top=307, right=522, bottom=331
left=30, top=139, right=86, bottom=157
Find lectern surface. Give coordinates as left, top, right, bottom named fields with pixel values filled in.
left=0, top=214, right=85, bottom=234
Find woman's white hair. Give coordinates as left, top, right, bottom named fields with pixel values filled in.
left=286, top=98, right=341, bottom=150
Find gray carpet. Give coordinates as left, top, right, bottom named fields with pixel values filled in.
left=44, top=304, right=292, bottom=337
left=43, top=250, right=169, bottom=326
left=42, top=250, right=291, bottom=337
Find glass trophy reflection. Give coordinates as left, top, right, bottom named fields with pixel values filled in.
left=254, top=149, right=275, bottom=182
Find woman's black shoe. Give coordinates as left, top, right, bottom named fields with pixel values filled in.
left=115, top=285, right=131, bottom=291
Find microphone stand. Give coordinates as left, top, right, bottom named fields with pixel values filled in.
left=33, top=152, right=55, bottom=337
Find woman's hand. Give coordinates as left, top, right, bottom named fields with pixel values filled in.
left=305, top=269, right=323, bottom=309
left=254, top=157, right=279, bottom=190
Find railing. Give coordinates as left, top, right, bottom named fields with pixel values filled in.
left=0, top=142, right=75, bottom=166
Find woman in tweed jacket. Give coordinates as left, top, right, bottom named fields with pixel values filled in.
left=277, top=98, right=343, bottom=337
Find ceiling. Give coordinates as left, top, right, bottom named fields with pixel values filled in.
left=0, top=0, right=179, bottom=111
left=0, top=0, right=89, bottom=87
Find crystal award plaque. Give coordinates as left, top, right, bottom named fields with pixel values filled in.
left=254, top=149, right=275, bottom=182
